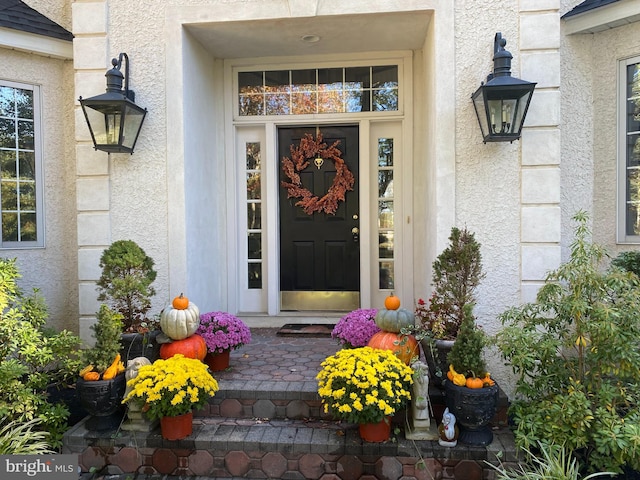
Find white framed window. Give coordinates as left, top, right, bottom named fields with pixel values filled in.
left=0, top=81, right=43, bottom=248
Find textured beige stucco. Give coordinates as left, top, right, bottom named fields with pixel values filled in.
left=0, top=48, right=78, bottom=332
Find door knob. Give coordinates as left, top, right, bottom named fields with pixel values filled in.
left=351, top=227, right=359, bottom=243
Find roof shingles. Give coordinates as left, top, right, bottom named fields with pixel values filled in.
left=0, top=0, right=73, bottom=41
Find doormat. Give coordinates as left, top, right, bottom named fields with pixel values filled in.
left=276, top=324, right=335, bottom=337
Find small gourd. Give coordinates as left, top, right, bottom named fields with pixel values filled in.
left=102, top=353, right=121, bottom=380
left=82, top=371, right=100, bottom=381
left=465, top=376, right=484, bottom=389
left=160, top=299, right=200, bottom=340
left=482, top=373, right=495, bottom=387
left=384, top=293, right=401, bottom=310
left=374, top=307, right=414, bottom=333
left=172, top=293, right=189, bottom=310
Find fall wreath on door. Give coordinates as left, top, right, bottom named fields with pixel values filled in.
left=281, top=133, right=355, bottom=215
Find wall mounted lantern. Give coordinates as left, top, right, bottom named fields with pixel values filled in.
left=79, top=53, right=147, bottom=154
left=472, top=33, right=536, bottom=143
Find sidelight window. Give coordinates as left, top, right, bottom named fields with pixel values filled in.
left=246, top=142, right=262, bottom=288
left=377, top=138, right=394, bottom=289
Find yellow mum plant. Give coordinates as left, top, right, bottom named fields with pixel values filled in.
left=122, top=354, right=219, bottom=420
left=316, top=346, right=414, bottom=425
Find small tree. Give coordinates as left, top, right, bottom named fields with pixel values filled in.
left=96, top=240, right=157, bottom=332
left=495, top=211, right=640, bottom=474
left=82, top=305, right=123, bottom=374
left=428, top=226, right=484, bottom=339
left=447, top=303, right=487, bottom=378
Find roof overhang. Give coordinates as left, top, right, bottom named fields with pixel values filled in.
left=563, top=1, right=640, bottom=34
left=0, top=26, right=72, bottom=59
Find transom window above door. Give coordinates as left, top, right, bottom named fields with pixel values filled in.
left=237, top=65, right=398, bottom=116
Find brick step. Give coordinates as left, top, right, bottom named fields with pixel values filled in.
left=205, top=378, right=510, bottom=426
left=66, top=414, right=518, bottom=479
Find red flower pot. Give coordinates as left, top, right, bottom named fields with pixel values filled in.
left=359, top=417, right=391, bottom=442
left=160, top=411, right=193, bottom=440
left=205, top=350, right=230, bottom=371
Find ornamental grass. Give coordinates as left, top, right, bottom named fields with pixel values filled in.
left=122, top=354, right=219, bottom=420
left=316, top=346, right=414, bottom=425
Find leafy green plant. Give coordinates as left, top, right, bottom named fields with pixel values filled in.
left=447, top=303, right=487, bottom=379
left=423, top=226, right=484, bottom=340
left=495, top=211, right=640, bottom=473
left=96, top=240, right=157, bottom=333
left=0, top=258, right=82, bottom=449
left=82, top=304, right=124, bottom=374
left=611, top=250, right=640, bottom=278
left=487, top=442, right=615, bottom=480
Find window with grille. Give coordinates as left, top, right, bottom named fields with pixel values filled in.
left=0, top=81, right=42, bottom=247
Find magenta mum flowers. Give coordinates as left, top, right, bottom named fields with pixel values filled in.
left=197, top=312, right=251, bottom=353
left=331, top=308, right=380, bottom=348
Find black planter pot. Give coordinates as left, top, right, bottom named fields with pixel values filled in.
left=421, top=338, right=455, bottom=386
left=46, top=384, right=85, bottom=427
left=121, top=330, right=161, bottom=365
left=76, top=372, right=126, bottom=431
left=444, top=380, right=498, bottom=445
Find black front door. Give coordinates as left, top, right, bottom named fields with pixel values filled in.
left=278, top=125, right=360, bottom=311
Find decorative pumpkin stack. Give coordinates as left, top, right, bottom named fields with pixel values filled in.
left=367, top=294, right=418, bottom=365
left=159, top=294, right=206, bottom=361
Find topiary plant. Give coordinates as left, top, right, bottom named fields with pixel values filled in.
left=495, top=211, right=640, bottom=474
left=96, top=240, right=157, bottom=333
left=81, top=304, right=124, bottom=374
left=447, top=303, right=487, bottom=379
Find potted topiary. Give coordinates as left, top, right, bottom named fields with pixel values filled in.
left=444, top=303, right=498, bottom=446
left=414, top=227, right=484, bottom=385
left=76, top=304, right=126, bottom=431
left=96, top=239, right=161, bottom=364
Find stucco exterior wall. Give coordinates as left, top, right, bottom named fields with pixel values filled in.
left=0, top=48, right=78, bottom=332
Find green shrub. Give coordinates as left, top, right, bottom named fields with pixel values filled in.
left=0, top=258, right=82, bottom=449
left=611, top=250, right=640, bottom=278
left=495, top=211, right=640, bottom=473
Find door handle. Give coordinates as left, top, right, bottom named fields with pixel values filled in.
left=351, top=227, right=359, bottom=243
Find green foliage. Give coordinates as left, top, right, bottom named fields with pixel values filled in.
left=0, top=258, right=82, bottom=449
left=611, top=250, right=640, bottom=278
left=447, top=303, right=487, bottom=378
left=96, top=240, right=157, bottom=332
left=487, top=442, right=615, bottom=480
left=429, top=226, right=484, bottom=338
left=82, top=305, right=123, bottom=373
left=494, top=211, right=640, bottom=473
left=0, top=419, right=54, bottom=454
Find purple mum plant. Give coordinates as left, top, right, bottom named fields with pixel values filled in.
left=197, top=312, right=252, bottom=354
left=331, top=308, right=380, bottom=348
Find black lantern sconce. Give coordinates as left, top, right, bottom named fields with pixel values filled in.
left=472, top=33, right=536, bottom=143
left=79, top=53, right=147, bottom=154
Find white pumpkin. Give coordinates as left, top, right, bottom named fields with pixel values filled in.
left=160, top=302, right=200, bottom=340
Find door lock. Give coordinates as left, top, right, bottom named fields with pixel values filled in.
left=351, top=227, right=359, bottom=243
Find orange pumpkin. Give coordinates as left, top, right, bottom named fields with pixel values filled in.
left=384, top=293, right=401, bottom=311
left=465, top=376, right=484, bottom=389
left=159, top=334, right=207, bottom=361
left=172, top=293, right=189, bottom=310
left=367, top=331, right=418, bottom=365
